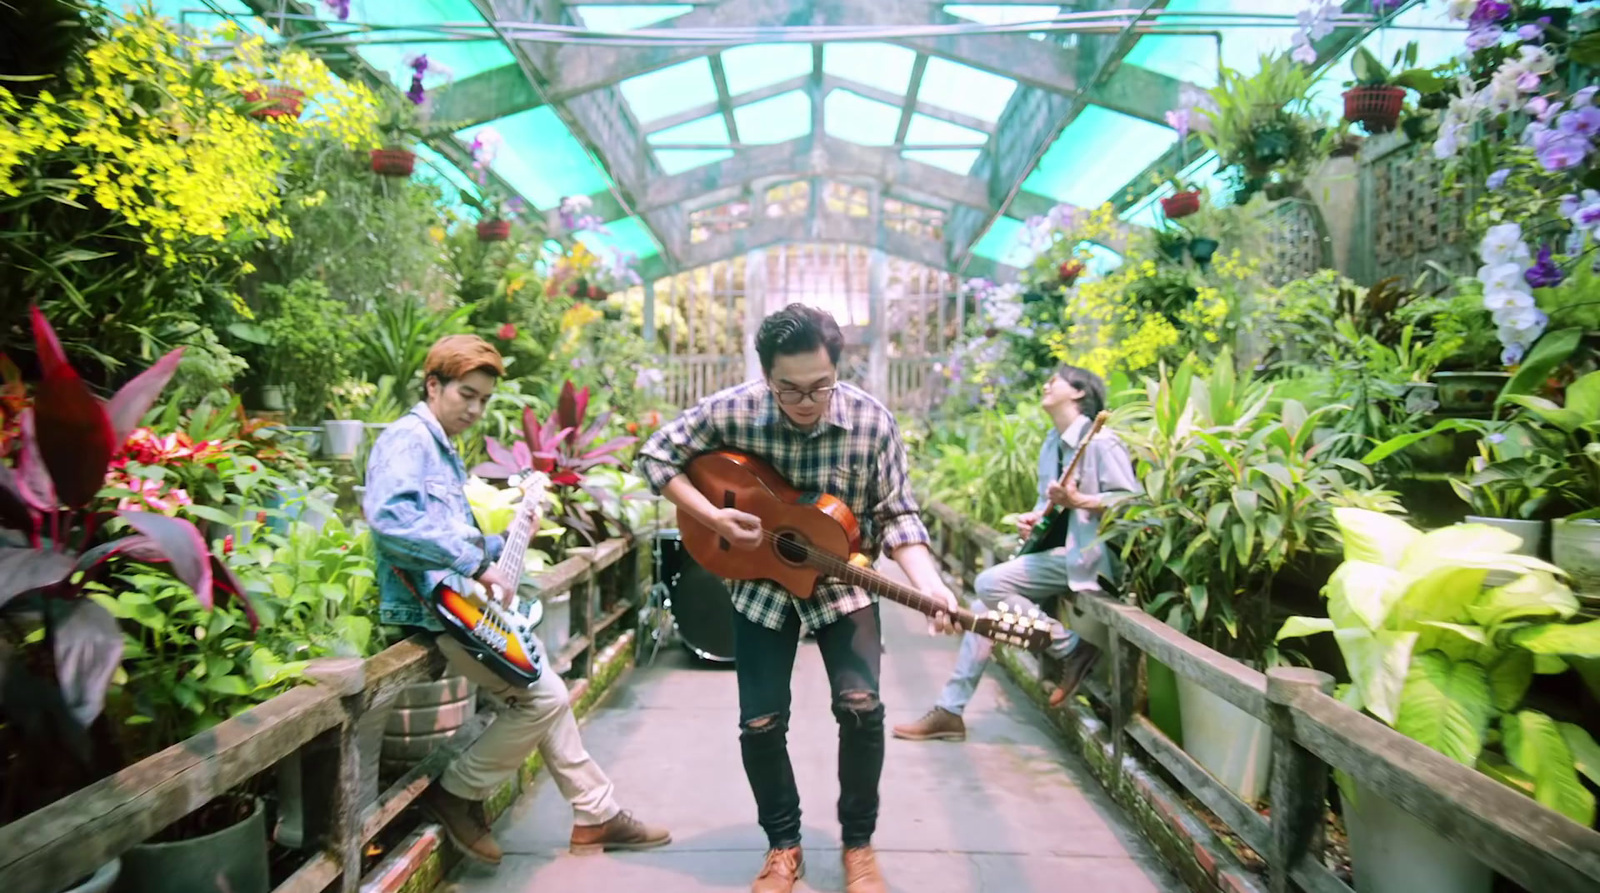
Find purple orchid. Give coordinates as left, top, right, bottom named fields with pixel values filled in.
left=1486, top=168, right=1511, bottom=190
left=1470, top=1, right=1513, bottom=26
left=323, top=0, right=349, bottom=20
left=1523, top=244, right=1565, bottom=289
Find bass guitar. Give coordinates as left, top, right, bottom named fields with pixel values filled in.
left=428, top=471, right=552, bottom=688
left=1015, top=410, right=1109, bottom=557
left=679, top=450, right=1054, bottom=652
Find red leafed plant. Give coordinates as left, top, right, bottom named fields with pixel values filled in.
left=472, top=380, right=637, bottom=544
left=0, top=307, right=254, bottom=760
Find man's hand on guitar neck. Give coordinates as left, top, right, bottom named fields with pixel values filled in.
left=1046, top=479, right=1100, bottom=511
left=476, top=565, right=516, bottom=608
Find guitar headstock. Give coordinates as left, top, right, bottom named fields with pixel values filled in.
left=971, top=601, right=1055, bottom=653
left=508, top=470, right=552, bottom=507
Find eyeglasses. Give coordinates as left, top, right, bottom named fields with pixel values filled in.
left=771, top=383, right=837, bottom=405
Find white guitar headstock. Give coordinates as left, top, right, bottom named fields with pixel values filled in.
left=508, top=470, right=552, bottom=506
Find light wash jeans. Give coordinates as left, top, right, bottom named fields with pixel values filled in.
left=935, top=547, right=1084, bottom=717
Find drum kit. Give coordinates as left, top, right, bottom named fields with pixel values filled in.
left=636, top=528, right=739, bottom=667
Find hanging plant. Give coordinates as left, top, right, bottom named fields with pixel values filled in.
left=243, top=82, right=303, bottom=120
left=476, top=219, right=511, bottom=242
left=369, top=147, right=416, bottom=176
left=1340, top=43, right=1448, bottom=135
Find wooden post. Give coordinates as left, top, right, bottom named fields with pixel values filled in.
left=302, top=659, right=368, bottom=893
left=1265, top=667, right=1335, bottom=893
left=1108, top=628, right=1139, bottom=779
left=574, top=568, right=596, bottom=680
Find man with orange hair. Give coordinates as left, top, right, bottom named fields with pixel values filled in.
left=364, top=334, right=670, bottom=866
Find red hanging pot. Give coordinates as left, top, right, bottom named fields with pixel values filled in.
left=476, top=219, right=511, bottom=242
left=1160, top=190, right=1201, bottom=220
left=1343, top=85, right=1406, bottom=134
left=244, top=84, right=304, bottom=120
left=369, top=148, right=416, bottom=177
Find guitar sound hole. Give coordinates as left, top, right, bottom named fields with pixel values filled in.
left=774, top=532, right=808, bottom=565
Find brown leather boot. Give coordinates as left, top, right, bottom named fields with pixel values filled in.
left=569, top=809, right=672, bottom=855
left=891, top=706, right=966, bottom=741
left=751, top=846, right=804, bottom=893
left=418, top=785, right=502, bottom=865
left=843, top=845, right=888, bottom=893
left=1048, top=641, right=1102, bottom=708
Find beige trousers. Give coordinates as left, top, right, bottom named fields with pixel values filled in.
left=434, top=633, right=620, bottom=826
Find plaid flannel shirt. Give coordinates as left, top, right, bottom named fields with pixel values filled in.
left=636, top=379, right=930, bottom=632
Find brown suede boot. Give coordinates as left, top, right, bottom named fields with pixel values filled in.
left=751, top=846, right=804, bottom=893
left=569, top=809, right=672, bottom=855
left=418, top=785, right=502, bottom=865
left=1048, top=641, right=1102, bottom=708
left=843, top=845, right=888, bottom=893
left=891, top=706, right=966, bottom=741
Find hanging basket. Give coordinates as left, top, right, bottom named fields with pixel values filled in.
left=565, top=278, right=609, bottom=301
left=243, top=84, right=304, bottom=120
left=1343, top=86, right=1406, bottom=134
left=369, top=148, right=416, bottom=177
left=1160, top=190, right=1201, bottom=220
left=476, top=219, right=511, bottom=242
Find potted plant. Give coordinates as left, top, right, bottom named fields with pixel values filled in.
left=1199, top=52, right=1335, bottom=205
left=1278, top=509, right=1600, bottom=893
left=1159, top=176, right=1202, bottom=220
left=371, top=98, right=422, bottom=177
left=1504, top=370, right=1600, bottom=597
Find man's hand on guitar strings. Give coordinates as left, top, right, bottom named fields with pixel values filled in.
left=712, top=507, right=764, bottom=551
left=1015, top=509, right=1043, bottom=540
left=1046, top=479, right=1098, bottom=511
left=476, top=565, right=516, bottom=608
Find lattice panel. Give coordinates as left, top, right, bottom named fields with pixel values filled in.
left=764, top=181, right=809, bottom=218
left=1261, top=199, right=1326, bottom=287
left=1368, top=142, right=1476, bottom=283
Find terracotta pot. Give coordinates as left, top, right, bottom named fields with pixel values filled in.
left=476, top=219, right=511, bottom=242
left=369, top=148, right=416, bottom=177
left=243, top=84, right=303, bottom=120
left=1160, top=190, right=1201, bottom=219
left=1344, top=85, right=1406, bottom=134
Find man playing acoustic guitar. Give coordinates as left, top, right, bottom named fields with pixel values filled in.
left=894, top=364, right=1141, bottom=742
left=637, top=303, right=961, bottom=893
left=364, top=335, right=670, bottom=867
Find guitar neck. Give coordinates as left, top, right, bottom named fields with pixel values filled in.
left=493, top=498, right=539, bottom=584
left=810, top=556, right=978, bottom=630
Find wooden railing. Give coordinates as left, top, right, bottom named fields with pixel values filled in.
left=0, top=533, right=652, bottom=893
left=922, top=501, right=1600, bottom=893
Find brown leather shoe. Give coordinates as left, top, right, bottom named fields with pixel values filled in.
left=751, top=846, right=804, bottom=893
left=419, top=785, right=502, bottom=865
left=1048, top=641, right=1102, bottom=708
left=891, top=706, right=966, bottom=741
left=570, top=809, right=672, bottom=855
left=843, top=845, right=888, bottom=893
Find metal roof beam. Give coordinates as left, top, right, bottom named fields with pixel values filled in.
left=632, top=213, right=951, bottom=280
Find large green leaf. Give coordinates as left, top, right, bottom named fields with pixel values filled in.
left=1399, top=524, right=1525, bottom=577
left=1277, top=615, right=1335, bottom=641
left=1391, top=566, right=1489, bottom=628
left=1500, top=328, right=1583, bottom=403
left=1511, top=619, right=1600, bottom=658
left=1488, top=651, right=1534, bottom=713
left=1502, top=710, right=1597, bottom=826
left=1333, top=507, right=1418, bottom=566
left=1394, top=652, right=1494, bottom=766
left=1336, top=627, right=1419, bottom=725
left=1559, top=722, right=1600, bottom=788
left=1326, top=560, right=1409, bottom=631
left=1469, top=572, right=1580, bottom=629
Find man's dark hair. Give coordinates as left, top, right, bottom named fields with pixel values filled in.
left=755, top=303, right=844, bottom=374
left=1055, top=364, right=1107, bottom=418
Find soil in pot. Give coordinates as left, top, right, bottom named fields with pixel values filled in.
left=116, top=793, right=268, bottom=893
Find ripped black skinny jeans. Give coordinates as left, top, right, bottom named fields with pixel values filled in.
left=734, top=602, right=884, bottom=850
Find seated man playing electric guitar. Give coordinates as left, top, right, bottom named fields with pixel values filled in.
left=893, top=364, right=1140, bottom=742
left=363, top=335, right=669, bottom=866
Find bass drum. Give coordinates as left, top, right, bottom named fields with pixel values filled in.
left=653, top=529, right=736, bottom=664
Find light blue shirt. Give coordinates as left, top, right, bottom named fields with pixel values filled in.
left=1033, top=415, right=1142, bottom=592
left=363, top=403, right=503, bottom=630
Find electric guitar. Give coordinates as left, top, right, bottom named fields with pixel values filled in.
left=1016, top=410, right=1109, bottom=557
left=430, top=471, right=551, bottom=688
left=679, top=450, right=1054, bottom=652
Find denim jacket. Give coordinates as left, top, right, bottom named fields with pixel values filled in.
left=363, top=403, right=502, bottom=631
left=1033, top=415, right=1142, bottom=593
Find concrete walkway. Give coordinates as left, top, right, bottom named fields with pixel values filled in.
left=445, top=570, right=1181, bottom=893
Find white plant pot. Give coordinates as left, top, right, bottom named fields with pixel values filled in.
left=259, top=385, right=285, bottom=412
left=1464, top=515, right=1545, bottom=557
left=1344, top=780, right=1491, bottom=893
left=1176, top=672, right=1273, bottom=804
left=1552, top=518, right=1600, bottom=597
left=320, top=419, right=365, bottom=460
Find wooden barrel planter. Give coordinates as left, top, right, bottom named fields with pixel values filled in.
left=380, top=673, right=478, bottom=776
left=369, top=148, right=416, bottom=177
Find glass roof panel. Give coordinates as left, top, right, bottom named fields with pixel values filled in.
left=902, top=149, right=981, bottom=175
left=654, top=148, right=735, bottom=175
left=456, top=107, right=612, bottom=210
left=970, top=216, right=1033, bottom=268
left=823, top=89, right=902, bottom=147
left=733, top=91, right=814, bottom=144
left=1023, top=105, right=1177, bottom=208
left=620, top=58, right=720, bottom=126
left=943, top=4, right=1060, bottom=30
left=1119, top=152, right=1225, bottom=229
left=904, top=114, right=987, bottom=146
left=916, top=58, right=1018, bottom=124
left=106, top=0, right=282, bottom=41
left=647, top=115, right=734, bottom=175
left=721, top=43, right=816, bottom=95
left=572, top=4, right=695, bottom=31
left=301, top=0, right=515, bottom=83
left=823, top=42, right=918, bottom=95
left=1306, top=4, right=1469, bottom=120
left=576, top=216, right=661, bottom=261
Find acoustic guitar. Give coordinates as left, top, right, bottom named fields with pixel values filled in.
left=1015, top=410, right=1109, bottom=557
left=679, top=450, right=1054, bottom=652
